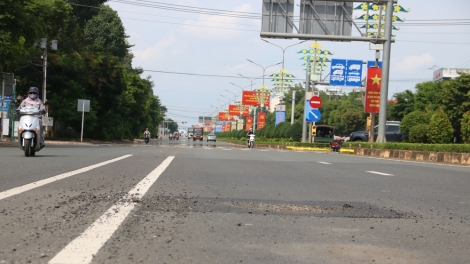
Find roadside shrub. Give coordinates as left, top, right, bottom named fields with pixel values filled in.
left=428, top=109, right=453, bottom=144
left=288, top=121, right=302, bottom=142
left=265, top=124, right=275, bottom=138
left=400, top=110, right=432, bottom=135
left=408, top=124, right=429, bottom=143
left=460, top=111, right=470, bottom=143
left=281, top=123, right=292, bottom=138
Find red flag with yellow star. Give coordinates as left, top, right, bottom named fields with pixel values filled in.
left=365, top=68, right=382, bottom=113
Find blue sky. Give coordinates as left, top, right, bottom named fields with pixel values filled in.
left=107, top=0, right=470, bottom=128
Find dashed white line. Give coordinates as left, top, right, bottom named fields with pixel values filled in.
left=366, top=171, right=394, bottom=176
left=222, top=148, right=231, bottom=151
left=318, top=162, right=331, bottom=165
left=49, top=156, right=175, bottom=264
left=259, top=150, right=269, bottom=152
left=0, top=155, right=133, bottom=201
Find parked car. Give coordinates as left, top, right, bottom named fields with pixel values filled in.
left=349, top=121, right=404, bottom=142
left=207, top=132, right=216, bottom=142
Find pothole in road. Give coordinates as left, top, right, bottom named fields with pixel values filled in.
left=139, top=196, right=411, bottom=219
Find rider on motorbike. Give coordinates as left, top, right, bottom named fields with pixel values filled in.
left=17, top=87, right=46, bottom=148
left=246, top=128, right=254, bottom=144
left=143, top=128, right=150, bottom=137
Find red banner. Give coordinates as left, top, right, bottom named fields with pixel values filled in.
left=245, top=117, right=253, bottom=132
left=365, top=68, right=382, bottom=113
left=257, top=112, right=266, bottom=130
left=228, top=104, right=250, bottom=116
left=226, top=122, right=232, bottom=132
left=218, top=112, right=234, bottom=121
left=242, top=91, right=270, bottom=107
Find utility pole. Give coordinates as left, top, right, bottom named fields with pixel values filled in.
left=291, top=90, right=295, bottom=125
left=377, top=0, right=393, bottom=143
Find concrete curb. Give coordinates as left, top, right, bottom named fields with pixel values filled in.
left=221, top=140, right=470, bottom=166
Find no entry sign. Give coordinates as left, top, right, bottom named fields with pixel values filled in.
left=309, top=96, right=322, bottom=109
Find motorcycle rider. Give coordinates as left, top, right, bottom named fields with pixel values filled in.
left=246, top=128, right=254, bottom=144
left=143, top=128, right=150, bottom=137
left=16, top=87, right=46, bottom=148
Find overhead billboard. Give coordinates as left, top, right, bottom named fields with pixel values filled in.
left=242, top=91, right=271, bottom=107
left=261, top=0, right=295, bottom=36
left=299, top=0, right=353, bottom=38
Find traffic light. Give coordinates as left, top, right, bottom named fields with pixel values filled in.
left=366, top=117, right=371, bottom=130
left=311, top=124, right=316, bottom=136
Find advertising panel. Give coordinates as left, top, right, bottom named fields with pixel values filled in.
left=218, top=112, right=234, bottom=121
left=365, top=67, right=382, bottom=113
left=242, top=91, right=270, bottom=107
left=275, top=111, right=286, bottom=126
left=257, top=112, right=267, bottom=130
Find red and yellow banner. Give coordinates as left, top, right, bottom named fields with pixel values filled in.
left=228, top=104, right=249, bottom=116
left=257, top=112, right=266, bottom=130
left=245, top=117, right=253, bottom=132
left=242, top=91, right=270, bottom=107
left=226, top=122, right=232, bottom=132
left=365, top=67, right=382, bottom=113
left=218, top=112, right=234, bottom=121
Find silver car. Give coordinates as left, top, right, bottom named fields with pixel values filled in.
left=207, top=133, right=216, bottom=142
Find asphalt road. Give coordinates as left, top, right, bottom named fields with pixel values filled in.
left=0, top=137, right=469, bottom=264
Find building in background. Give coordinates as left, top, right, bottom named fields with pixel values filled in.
left=433, top=68, right=470, bottom=81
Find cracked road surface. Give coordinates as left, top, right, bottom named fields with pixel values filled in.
left=1, top=138, right=469, bottom=263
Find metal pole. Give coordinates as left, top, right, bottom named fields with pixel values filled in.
left=80, top=101, right=84, bottom=142
left=376, top=0, right=393, bottom=143
left=11, top=79, right=16, bottom=141
left=302, top=69, right=309, bottom=142
left=254, top=107, right=257, bottom=131
left=1, top=77, right=4, bottom=141
left=291, top=90, right=295, bottom=124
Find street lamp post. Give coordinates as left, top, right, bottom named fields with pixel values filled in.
left=245, top=61, right=281, bottom=131
left=261, top=40, right=307, bottom=94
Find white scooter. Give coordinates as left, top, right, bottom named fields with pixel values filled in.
left=247, top=134, right=255, bottom=148
left=17, top=106, right=44, bottom=157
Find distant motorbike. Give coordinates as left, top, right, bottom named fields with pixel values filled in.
left=247, top=134, right=255, bottom=148
left=169, top=134, right=173, bottom=140
left=17, top=106, right=44, bottom=157
left=144, top=134, right=149, bottom=144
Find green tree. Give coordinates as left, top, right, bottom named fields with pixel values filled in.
left=388, top=90, right=415, bottom=121
left=460, top=111, right=470, bottom=144
left=428, top=109, right=454, bottom=144
left=288, top=121, right=302, bottom=141
left=0, top=0, right=71, bottom=71
left=83, top=5, right=131, bottom=58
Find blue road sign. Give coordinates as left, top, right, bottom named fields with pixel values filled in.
left=305, top=100, right=322, bottom=122
left=345, top=60, right=363, bottom=86
left=330, top=59, right=363, bottom=87
left=330, top=59, right=347, bottom=86
left=367, top=61, right=383, bottom=68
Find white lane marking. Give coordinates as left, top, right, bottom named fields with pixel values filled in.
left=259, top=150, right=269, bottom=152
left=366, top=171, right=394, bottom=176
left=222, top=148, right=231, bottom=151
left=49, top=156, right=175, bottom=264
left=239, top=149, right=249, bottom=151
left=318, top=162, right=331, bottom=165
left=0, top=155, right=132, bottom=201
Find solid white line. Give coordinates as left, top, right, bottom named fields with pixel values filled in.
left=366, top=171, right=394, bottom=176
left=0, top=155, right=132, bottom=201
left=318, top=162, right=331, bottom=165
left=49, top=156, right=175, bottom=264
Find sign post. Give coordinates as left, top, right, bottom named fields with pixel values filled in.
left=77, top=99, right=90, bottom=142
